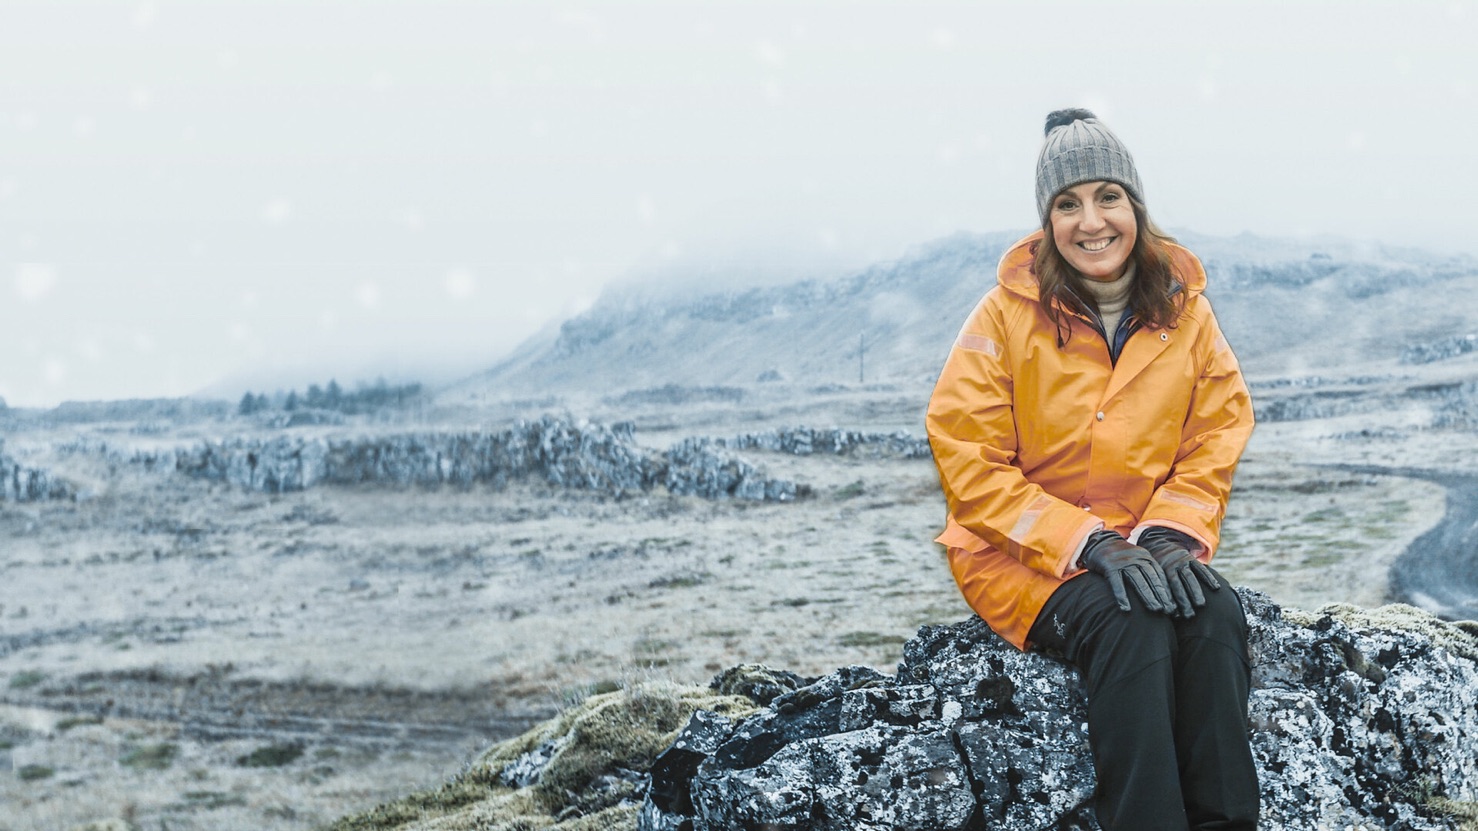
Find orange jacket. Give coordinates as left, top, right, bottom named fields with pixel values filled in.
left=926, top=232, right=1254, bottom=650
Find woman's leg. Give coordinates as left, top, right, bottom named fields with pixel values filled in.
left=1030, top=571, right=1261, bottom=831
left=1170, top=570, right=1259, bottom=830
left=1030, top=573, right=1188, bottom=831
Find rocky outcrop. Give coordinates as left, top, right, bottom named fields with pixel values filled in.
left=639, top=590, right=1478, bottom=830
left=1254, top=389, right=1372, bottom=422
left=1421, top=381, right=1478, bottom=431
left=173, top=417, right=803, bottom=501
left=1402, top=333, right=1478, bottom=365
left=0, top=440, right=74, bottom=502
left=705, top=427, right=931, bottom=460
left=1253, top=378, right=1478, bottom=431
left=662, top=438, right=802, bottom=502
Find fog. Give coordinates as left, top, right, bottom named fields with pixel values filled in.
left=3, top=0, right=1475, bottom=408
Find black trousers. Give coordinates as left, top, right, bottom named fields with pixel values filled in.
left=1028, top=569, right=1260, bottom=831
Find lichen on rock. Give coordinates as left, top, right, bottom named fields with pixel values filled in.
left=329, top=589, right=1478, bottom=831
left=645, top=588, right=1478, bottom=830
left=323, top=682, right=756, bottom=831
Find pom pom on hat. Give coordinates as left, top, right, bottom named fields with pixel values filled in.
left=1043, top=108, right=1097, bottom=135
left=1035, top=108, right=1144, bottom=221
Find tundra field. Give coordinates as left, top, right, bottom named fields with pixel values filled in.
left=3, top=373, right=1476, bottom=831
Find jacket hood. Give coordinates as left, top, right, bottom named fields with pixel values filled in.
left=996, top=230, right=1208, bottom=301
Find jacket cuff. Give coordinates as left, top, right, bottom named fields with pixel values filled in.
left=1130, top=521, right=1208, bottom=558
left=1063, top=520, right=1107, bottom=574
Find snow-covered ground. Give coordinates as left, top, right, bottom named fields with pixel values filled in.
left=3, top=361, right=1475, bottom=829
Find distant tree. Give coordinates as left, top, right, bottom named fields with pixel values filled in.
left=305, top=384, right=324, bottom=408
left=238, top=392, right=258, bottom=415
left=326, top=379, right=343, bottom=407
left=255, top=393, right=271, bottom=412
left=285, top=390, right=299, bottom=411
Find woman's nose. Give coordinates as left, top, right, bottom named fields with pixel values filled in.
left=1080, top=203, right=1105, bottom=231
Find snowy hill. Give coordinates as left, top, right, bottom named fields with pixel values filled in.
left=449, top=231, right=1478, bottom=401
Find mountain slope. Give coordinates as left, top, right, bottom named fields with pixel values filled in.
left=450, top=231, right=1478, bottom=401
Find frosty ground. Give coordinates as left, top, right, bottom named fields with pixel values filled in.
left=2, top=372, right=1474, bottom=831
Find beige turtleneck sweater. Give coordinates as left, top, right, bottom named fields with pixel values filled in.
left=1079, top=261, right=1136, bottom=338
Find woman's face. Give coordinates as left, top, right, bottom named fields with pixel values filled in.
left=1049, top=181, right=1137, bottom=282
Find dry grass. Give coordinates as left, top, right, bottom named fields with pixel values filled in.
left=325, top=681, right=756, bottom=831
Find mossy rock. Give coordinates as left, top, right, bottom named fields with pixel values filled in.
left=1285, top=602, right=1478, bottom=662
left=324, top=681, right=756, bottom=831
left=1429, top=798, right=1478, bottom=831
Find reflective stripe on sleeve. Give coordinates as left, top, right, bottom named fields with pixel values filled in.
left=956, top=333, right=1002, bottom=357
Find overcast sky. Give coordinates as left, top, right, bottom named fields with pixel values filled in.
left=2, top=0, right=1475, bottom=408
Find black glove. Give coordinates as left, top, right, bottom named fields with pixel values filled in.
left=1079, top=529, right=1174, bottom=614
left=1137, top=526, right=1221, bottom=619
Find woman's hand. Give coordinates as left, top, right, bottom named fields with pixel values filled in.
left=1137, top=526, right=1221, bottom=618
left=1080, top=530, right=1175, bottom=614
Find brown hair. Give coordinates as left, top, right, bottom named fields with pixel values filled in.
left=1030, top=194, right=1184, bottom=347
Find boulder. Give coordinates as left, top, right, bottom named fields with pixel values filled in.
left=641, top=589, right=1478, bottom=830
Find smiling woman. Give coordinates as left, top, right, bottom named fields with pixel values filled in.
left=926, top=109, right=1260, bottom=830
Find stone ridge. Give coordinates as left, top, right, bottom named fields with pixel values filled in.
left=168, top=416, right=806, bottom=502
left=637, top=589, right=1478, bottom=830
left=0, top=439, right=74, bottom=503
left=704, top=426, right=932, bottom=460
left=1403, top=333, right=1478, bottom=366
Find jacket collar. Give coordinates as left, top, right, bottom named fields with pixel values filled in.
left=995, top=230, right=1208, bottom=301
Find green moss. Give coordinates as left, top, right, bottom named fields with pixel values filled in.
left=179, top=790, right=248, bottom=809
left=552, top=803, right=639, bottom=830
left=237, top=742, right=305, bottom=768
left=17, top=764, right=54, bottom=781
left=120, top=743, right=177, bottom=771
left=8, top=670, right=45, bottom=690
left=1286, top=602, right=1478, bottom=663
left=837, top=631, right=902, bottom=648
left=323, top=682, right=757, bottom=831
left=1429, top=797, right=1478, bottom=830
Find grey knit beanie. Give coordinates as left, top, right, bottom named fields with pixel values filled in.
left=1035, top=108, right=1144, bottom=221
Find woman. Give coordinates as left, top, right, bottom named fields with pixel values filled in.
left=926, top=109, right=1260, bottom=830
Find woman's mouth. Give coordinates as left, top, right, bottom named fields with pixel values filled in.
left=1078, top=237, right=1116, bottom=253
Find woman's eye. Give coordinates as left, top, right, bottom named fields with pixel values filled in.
left=1101, top=192, right=1120, bottom=203
left=1055, top=200, right=1078, bottom=212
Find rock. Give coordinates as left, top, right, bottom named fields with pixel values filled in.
left=707, top=664, right=811, bottom=707
left=170, top=416, right=803, bottom=501
left=1401, top=332, right=1478, bottom=365
left=707, top=427, right=932, bottom=460
left=662, top=439, right=802, bottom=502
left=0, top=440, right=75, bottom=502
left=641, top=589, right=1478, bottom=830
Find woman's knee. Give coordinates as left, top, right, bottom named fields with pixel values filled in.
left=1065, top=575, right=1180, bottom=666
left=1180, top=573, right=1248, bottom=645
